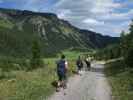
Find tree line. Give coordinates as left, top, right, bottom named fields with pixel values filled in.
left=94, top=20, right=133, bottom=68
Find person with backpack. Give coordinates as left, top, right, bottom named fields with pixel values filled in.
left=76, top=56, right=83, bottom=75
left=85, top=57, right=91, bottom=71
left=56, top=54, right=68, bottom=92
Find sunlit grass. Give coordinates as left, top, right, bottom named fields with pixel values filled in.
left=0, top=67, right=56, bottom=100
left=0, top=51, right=82, bottom=100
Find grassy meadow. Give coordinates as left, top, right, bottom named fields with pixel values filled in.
left=0, top=51, right=84, bottom=100
left=105, top=60, right=133, bottom=100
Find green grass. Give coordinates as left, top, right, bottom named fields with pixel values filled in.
left=62, top=51, right=81, bottom=60
left=0, top=59, right=56, bottom=100
left=105, top=60, right=133, bottom=100
left=61, top=50, right=91, bottom=60
left=0, top=51, right=83, bottom=100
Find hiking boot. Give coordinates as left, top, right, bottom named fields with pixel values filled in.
left=63, top=85, right=67, bottom=89
left=56, top=88, right=60, bottom=92
left=63, top=83, right=67, bottom=89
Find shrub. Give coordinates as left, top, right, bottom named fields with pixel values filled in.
left=125, top=43, right=133, bottom=68
left=30, top=40, right=44, bottom=70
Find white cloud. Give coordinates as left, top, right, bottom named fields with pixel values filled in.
left=57, top=9, right=72, bottom=18
left=48, top=0, right=132, bottom=36
left=90, top=0, right=122, bottom=14
left=100, top=9, right=133, bottom=21
left=83, top=18, right=105, bottom=26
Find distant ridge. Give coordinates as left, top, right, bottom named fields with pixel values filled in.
left=0, top=8, right=119, bottom=57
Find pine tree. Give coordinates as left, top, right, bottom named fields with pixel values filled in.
left=129, top=20, right=133, bottom=35
left=120, top=31, right=127, bottom=56
left=124, top=20, right=133, bottom=68
left=125, top=41, right=133, bottom=68
left=30, top=40, right=43, bottom=70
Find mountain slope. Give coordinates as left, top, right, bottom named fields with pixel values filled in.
left=0, top=8, right=119, bottom=57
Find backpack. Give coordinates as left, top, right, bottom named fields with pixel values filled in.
left=85, top=59, right=90, bottom=65
left=57, top=60, right=66, bottom=74
left=77, top=60, right=83, bottom=67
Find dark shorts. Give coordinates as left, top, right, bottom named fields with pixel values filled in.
left=57, top=71, right=66, bottom=81
left=77, top=66, right=83, bottom=70
left=87, top=63, right=90, bottom=67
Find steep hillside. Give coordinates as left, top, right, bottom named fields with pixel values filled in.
left=0, top=8, right=119, bottom=57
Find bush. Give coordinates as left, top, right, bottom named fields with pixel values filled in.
left=125, top=45, right=133, bottom=68
left=29, top=40, right=44, bottom=70
left=0, top=57, right=30, bottom=71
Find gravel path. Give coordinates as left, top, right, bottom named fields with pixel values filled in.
left=48, top=62, right=112, bottom=100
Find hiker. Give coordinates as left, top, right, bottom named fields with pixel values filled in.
left=56, top=54, right=68, bottom=92
left=76, top=56, right=83, bottom=75
left=85, top=57, right=91, bottom=71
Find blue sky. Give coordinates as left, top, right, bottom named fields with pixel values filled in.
left=0, top=0, right=133, bottom=37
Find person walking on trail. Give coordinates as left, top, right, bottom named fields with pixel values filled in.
left=56, top=54, right=68, bottom=92
left=85, top=57, right=91, bottom=71
left=76, top=56, right=83, bottom=75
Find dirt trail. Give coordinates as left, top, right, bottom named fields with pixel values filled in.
left=48, top=62, right=112, bottom=100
